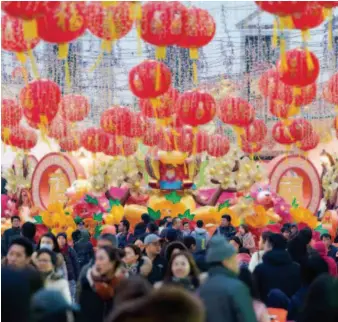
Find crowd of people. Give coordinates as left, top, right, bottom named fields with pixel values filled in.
left=2, top=213, right=338, bottom=322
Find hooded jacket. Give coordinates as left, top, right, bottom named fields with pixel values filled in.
left=253, top=250, right=301, bottom=304
left=313, top=241, right=337, bottom=276
left=73, top=230, right=94, bottom=270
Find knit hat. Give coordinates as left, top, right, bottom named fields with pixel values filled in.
left=56, top=232, right=67, bottom=240
left=206, top=235, right=236, bottom=263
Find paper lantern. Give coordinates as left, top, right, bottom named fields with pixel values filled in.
left=139, top=87, right=179, bottom=119
left=277, top=49, right=320, bottom=87
left=294, top=83, right=317, bottom=106
left=59, top=133, right=80, bottom=152
left=81, top=128, right=109, bottom=153
left=1, top=99, right=22, bottom=128
left=103, top=135, right=120, bottom=157
left=298, top=131, right=319, bottom=151
left=176, top=126, right=194, bottom=153
left=241, top=139, right=263, bottom=154
left=195, top=131, right=209, bottom=153
left=124, top=112, right=145, bottom=139
left=48, top=115, right=70, bottom=140
left=158, top=129, right=175, bottom=151
left=140, top=1, right=187, bottom=58
left=292, top=3, right=324, bottom=31
left=176, top=91, right=216, bottom=127
left=218, top=97, right=255, bottom=127
left=9, top=126, right=38, bottom=150
left=255, top=1, right=308, bottom=16
left=245, top=119, right=267, bottom=143
left=323, top=73, right=338, bottom=105
left=289, top=119, right=313, bottom=141
left=143, top=121, right=160, bottom=147
left=20, top=79, right=61, bottom=126
left=272, top=121, right=297, bottom=145
left=269, top=100, right=300, bottom=118
left=59, top=94, right=90, bottom=122
left=122, top=137, right=137, bottom=156
left=87, top=2, right=133, bottom=43
left=129, top=60, right=172, bottom=99
left=100, top=106, right=131, bottom=136
left=317, top=2, right=338, bottom=8
left=207, top=134, right=230, bottom=157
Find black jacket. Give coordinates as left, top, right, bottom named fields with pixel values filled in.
left=2, top=227, right=21, bottom=256
left=193, top=250, right=208, bottom=272
left=147, top=255, right=167, bottom=285
left=213, top=225, right=237, bottom=240
left=61, top=246, right=80, bottom=281
left=74, top=239, right=94, bottom=270
left=253, top=249, right=301, bottom=304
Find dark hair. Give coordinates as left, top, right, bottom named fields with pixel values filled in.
left=299, top=227, right=312, bottom=245
left=97, top=246, right=122, bottom=266
left=301, top=255, right=329, bottom=285
left=282, top=223, right=292, bottom=230
left=238, top=247, right=250, bottom=255
left=99, top=233, right=117, bottom=246
left=36, top=249, right=57, bottom=267
left=11, top=215, right=21, bottom=223
left=124, top=244, right=142, bottom=260
left=141, top=214, right=151, bottom=225
left=196, top=220, right=204, bottom=228
left=120, top=219, right=130, bottom=232
left=239, top=267, right=260, bottom=300
left=239, top=224, right=249, bottom=234
left=230, top=236, right=243, bottom=248
left=164, top=251, right=200, bottom=289
left=159, top=219, right=167, bottom=227
left=183, top=222, right=189, bottom=227
left=147, top=222, right=158, bottom=234
left=221, top=214, right=231, bottom=222
left=9, top=237, right=34, bottom=257
left=281, top=227, right=291, bottom=234
left=298, top=274, right=338, bottom=322
left=37, top=233, right=60, bottom=253
left=21, top=222, right=36, bottom=240
left=114, top=276, right=152, bottom=306
left=261, top=231, right=273, bottom=243
left=164, top=241, right=188, bottom=262
left=165, top=228, right=179, bottom=243
left=34, top=312, right=69, bottom=322
left=56, top=232, right=67, bottom=241
left=267, top=233, right=287, bottom=250
left=72, top=230, right=82, bottom=243
left=183, top=236, right=196, bottom=250
left=320, top=233, right=332, bottom=240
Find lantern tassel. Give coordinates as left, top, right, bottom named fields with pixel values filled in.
left=3, top=127, right=11, bottom=147
left=16, top=52, right=26, bottom=64
left=172, top=129, right=179, bottom=151
left=58, top=43, right=69, bottom=60
left=64, top=59, right=71, bottom=90
left=27, top=50, right=39, bottom=79
left=280, top=37, right=288, bottom=72
left=155, top=46, right=166, bottom=60
left=272, top=19, right=278, bottom=48
left=305, top=47, right=314, bottom=71
left=192, top=127, right=199, bottom=155
left=155, top=63, right=161, bottom=91
left=117, top=136, right=125, bottom=156
left=233, top=126, right=243, bottom=148
left=39, top=115, right=52, bottom=150
left=192, top=61, right=198, bottom=85
left=325, top=8, right=333, bottom=50
left=23, top=19, right=38, bottom=39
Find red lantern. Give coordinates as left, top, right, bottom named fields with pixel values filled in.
left=48, top=115, right=70, bottom=140
left=176, top=91, right=216, bottom=127
left=241, top=139, right=263, bottom=154
left=298, top=131, right=319, bottom=151
left=170, top=114, right=184, bottom=129
left=272, top=121, right=297, bottom=145
left=289, top=119, right=313, bottom=141
left=258, top=69, right=293, bottom=104
left=100, top=106, right=131, bottom=136
left=2, top=1, right=60, bottom=20
left=269, top=100, right=300, bottom=118
left=1, top=99, right=22, bottom=128
left=10, top=126, right=38, bottom=150
left=1, top=15, right=40, bottom=53
left=140, top=87, right=179, bottom=119
left=207, top=135, right=230, bottom=157
left=81, top=128, right=109, bottom=153
left=294, top=83, right=317, bottom=106
left=245, top=119, right=267, bottom=143
left=176, top=126, right=194, bottom=153
left=143, top=121, right=160, bottom=147
left=140, top=1, right=187, bottom=57
left=129, top=60, right=172, bottom=99
left=292, top=3, right=324, bottom=31
left=59, top=94, right=90, bottom=122
left=36, top=2, right=87, bottom=45
left=87, top=2, right=133, bottom=42
left=59, top=132, right=80, bottom=152
left=122, top=137, right=137, bottom=156
left=317, top=2, right=338, bottom=8
left=103, top=135, right=120, bottom=157
left=20, top=79, right=61, bottom=126
left=158, top=129, right=175, bottom=151
left=124, top=112, right=145, bottom=139
left=255, top=1, right=308, bottom=16
left=277, top=49, right=320, bottom=87
left=218, top=97, right=255, bottom=127
left=323, top=73, right=338, bottom=105
left=196, top=131, right=209, bottom=153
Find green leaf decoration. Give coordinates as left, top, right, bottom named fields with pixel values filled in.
left=165, top=191, right=182, bottom=204
left=108, top=198, right=121, bottom=212
left=94, top=225, right=103, bottom=239
left=314, top=224, right=329, bottom=236
left=147, top=207, right=161, bottom=220
left=244, top=195, right=254, bottom=200
left=74, top=216, right=83, bottom=224
left=93, top=213, right=103, bottom=222
left=85, top=194, right=99, bottom=205
left=177, top=209, right=195, bottom=221
left=218, top=200, right=231, bottom=212
left=291, top=197, right=299, bottom=209
left=34, top=215, right=43, bottom=224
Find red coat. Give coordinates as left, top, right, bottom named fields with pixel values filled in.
left=313, top=241, right=337, bottom=277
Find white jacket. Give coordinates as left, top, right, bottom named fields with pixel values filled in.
left=248, top=250, right=265, bottom=272
left=45, top=274, right=72, bottom=304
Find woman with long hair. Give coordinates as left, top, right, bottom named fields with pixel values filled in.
left=17, top=188, right=39, bottom=223
left=249, top=231, right=272, bottom=272
left=236, top=224, right=256, bottom=253
left=123, top=244, right=152, bottom=277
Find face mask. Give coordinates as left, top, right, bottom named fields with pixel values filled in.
left=40, top=243, right=53, bottom=251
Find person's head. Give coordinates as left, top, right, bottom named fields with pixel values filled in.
left=72, top=230, right=82, bottom=243
left=238, top=224, right=249, bottom=236
left=36, top=249, right=57, bottom=274
left=320, top=233, right=332, bottom=249
left=146, top=222, right=158, bottom=234
left=123, top=244, right=142, bottom=266
left=220, top=214, right=231, bottom=227
left=21, top=222, right=36, bottom=240
left=95, top=245, right=122, bottom=276
left=97, top=233, right=117, bottom=248
left=291, top=224, right=298, bottom=235
left=183, top=222, right=190, bottom=232
left=159, top=218, right=167, bottom=228
left=206, top=235, right=238, bottom=274
left=183, top=236, right=196, bottom=252
left=38, top=233, right=60, bottom=253
left=172, top=217, right=181, bottom=230
left=264, top=233, right=287, bottom=252
left=196, top=220, right=204, bottom=228
left=229, top=236, right=243, bottom=252
left=56, top=233, right=67, bottom=249
left=11, top=215, right=21, bottom=228
left=165, top=228, right=179, bottom=243
left=118, top=219, right=130, bottom=234
left=134, top=239, right=145, bottom=252
left=281, top=227, right=291, bottom=240
left=7, top=237, right=33, bottom=269
left=299, top=227, right=313, bottom=245
left=259, top=231, right=272, bottom=250
left=164, top=241, right=188, bottom=262
left=301, top=255, right=329, bottom=286
left=144, top=234, right=161, bottom=257
left=239, top=267, right=260, bottom=300
left=141, top=213, right=151, bottom=225
left=77, top=220, right=85, bottom=231
left=238, top=247, right=250, bottom=255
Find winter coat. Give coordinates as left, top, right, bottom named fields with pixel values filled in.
left=253, top=250, right=301, bottom=304
left=249, top=250, right=265, bottom=272
left=191, top=227, right=210, bottom=252
left=328, top=244, right=338, bottom=263
left=2, top=227, right=21, bottom=256
left=287, top=286, right=308, bottom=321
left=126, top=256, right=152, bottom=277
left=61, top=245, right=80, bottom=281
left=45, top=272, right=72, bottom=304
left=73, top=232, right=94, bottom=270
left=237, top=253, right=251, bottom=269
left=237, top=232, right=256, bottom=252
left=199, top=264, right=257, bottom=322
left=214, top=225, right=237, bottom=240
left=313, top=241, right=337, bottom=276
left=193, top=249, right=208, bottom=272
left=117, top=232, right=134, bottom=248
left=147, top=255, right=167, bottom=285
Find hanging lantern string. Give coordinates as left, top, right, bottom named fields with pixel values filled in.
left=272, top=18, right=278, bottom=48
left=323, top=8, right=333, bottom=50
left=27, top=50, right=40, bottom=79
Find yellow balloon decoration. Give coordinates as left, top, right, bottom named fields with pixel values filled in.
left=290, top=207, right=318, bottom=229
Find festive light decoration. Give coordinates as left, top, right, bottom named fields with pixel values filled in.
left=298, top=131, right=320, bottom=151
left=8, top=126, right=38, bottom=150
left=100, top=106, right=131, bottom=136
left=207, top=134, right=230, bottom=157
left=176, top=126, right=194, bottom=153
left=142, top=121, right=160, bottom=147
left=289, top=119, right=313, bottom=141
left=129, top=60, right=172, bottom=99
left=103, top=134, right=120, bottom=157
left=255, top=1, right=308, bottom=16
left=291, top=3, right=324, bottom=31
left=59, top=134, right=80, bottom=152
left=122, top=136, right=137, bottom=156
left=293, top=83, right=317, bottom=106
left=59, top=94, right=90, bottom=122
left=272, top=121, right=297, bottom=145
left=241, top=139, right=263, bottom=154
left=244, top=119, right=267, bottom=143
left=81, top=127, right=109, bottom=154
left=195, top=131, right=209, bottom=153
left=48, top=115, right=70, bottom=141
left=269, top=100, right=300, bottom=119
left=1, top=99, right=22, bottom=129
left=323, top=73, right=338, bottom=105
left=124, top=112, right=145, bottom=139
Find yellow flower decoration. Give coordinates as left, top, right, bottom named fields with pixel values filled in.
left=245, top=205, right=270, bottom=228
left=104, top=202, right=124, bottom=226
left=290, top=207, right=318, bottom=229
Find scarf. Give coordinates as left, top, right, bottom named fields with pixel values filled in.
left=60, top=244, right=69, bottom=255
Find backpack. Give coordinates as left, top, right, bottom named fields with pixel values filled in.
left=195, top=231, right=207, bottom=252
